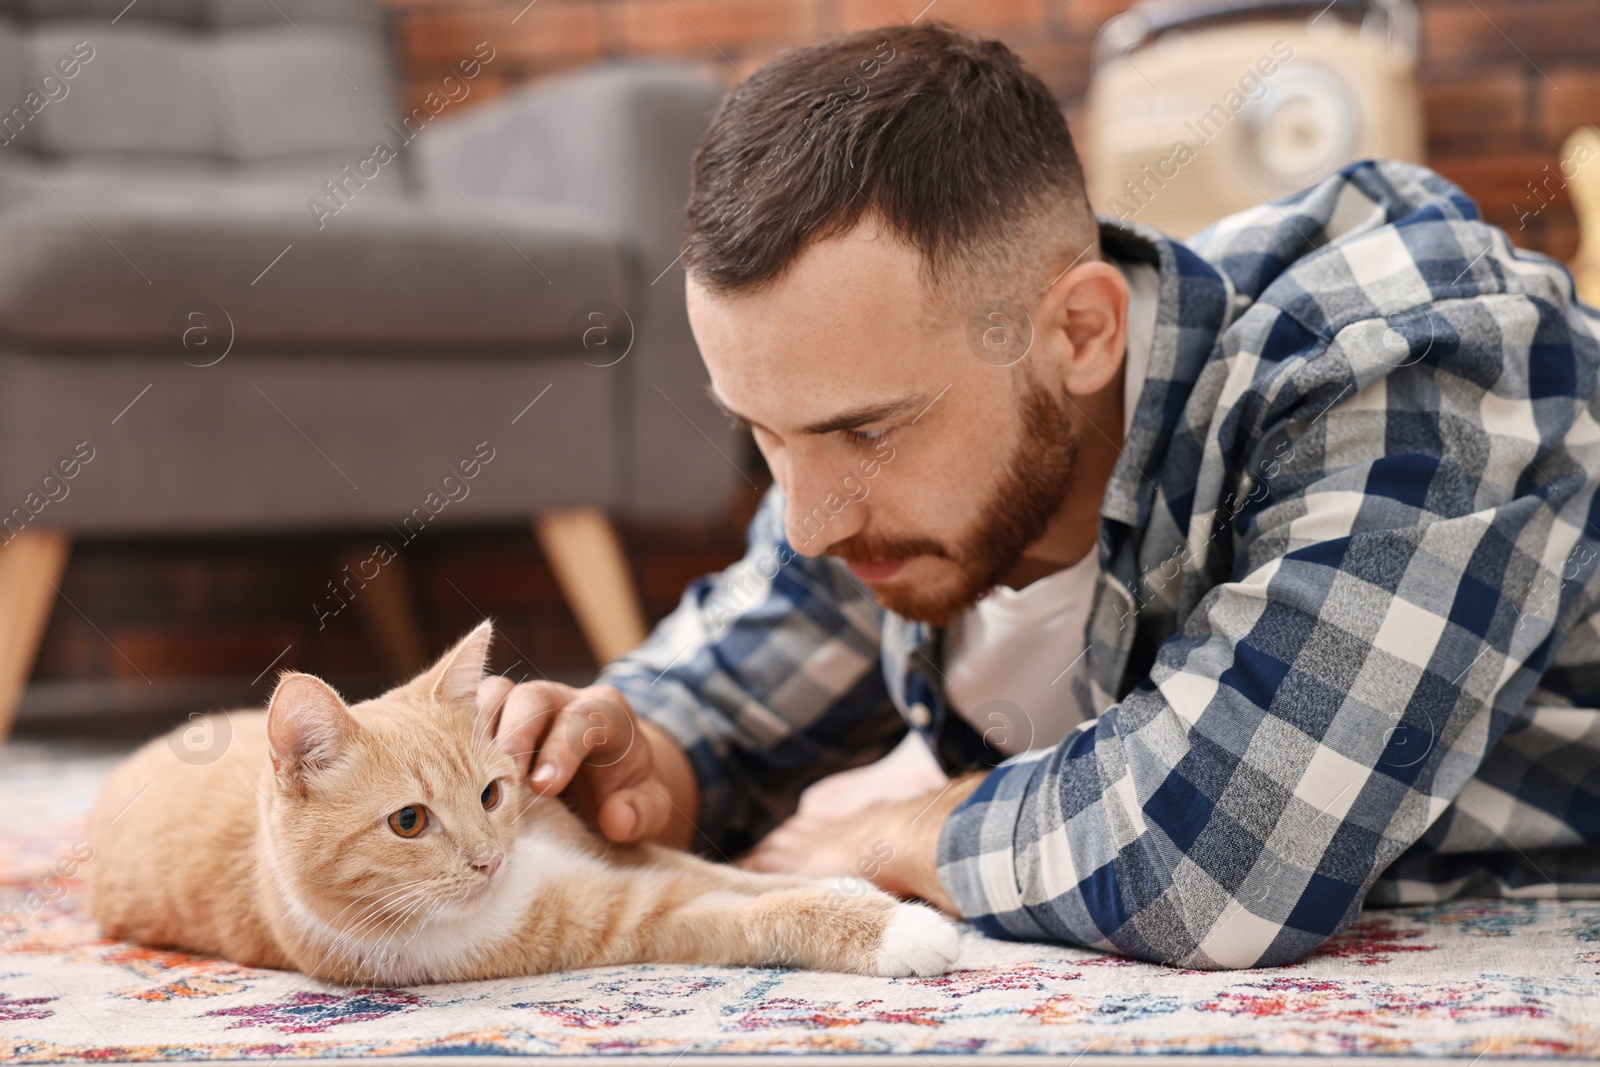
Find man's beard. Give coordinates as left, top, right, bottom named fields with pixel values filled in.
left=829, top=375, right=1080, bottom=627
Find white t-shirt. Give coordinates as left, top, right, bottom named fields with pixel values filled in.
left=941, top=256, right=1160, bottom=756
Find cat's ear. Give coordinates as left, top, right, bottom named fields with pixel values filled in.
left=425, top=619, right=494, bottom=709
left=267, top=673, right=355, bottom=790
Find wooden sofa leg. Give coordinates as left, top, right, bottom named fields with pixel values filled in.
left=0, top=528, right=70, bottom=744
left=1566, top=126, right=1600, bottom=308
left=534, top=509, right=647, bottom=667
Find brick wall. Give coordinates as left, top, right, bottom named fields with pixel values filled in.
left=382, top=0, right=1600, bottom=261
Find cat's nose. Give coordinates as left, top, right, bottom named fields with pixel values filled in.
left=471, top=850, right=503, bottom=878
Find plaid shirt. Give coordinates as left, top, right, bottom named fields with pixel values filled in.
left=599, top=160, right=1600, bottom=968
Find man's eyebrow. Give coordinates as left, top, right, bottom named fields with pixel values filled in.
left=703, top=385, right=925, bottom=436
left=798, top=398, right=922, bottom=435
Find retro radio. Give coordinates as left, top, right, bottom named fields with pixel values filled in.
left=1086, top=0, right=1424, bottom=236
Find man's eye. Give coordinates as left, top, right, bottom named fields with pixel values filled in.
left=841, top=428, right=890, bottom=445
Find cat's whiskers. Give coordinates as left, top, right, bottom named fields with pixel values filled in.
left=309, top=898, right=417, bottom=982
left=309, top=881, right=440, bottom=981
left=394, top=896, right=455, bottom=982
left=457, top=721, right=502, bottom=767
left=319, top=888, right=435, bottom=983
left=350, top=854, right=506, bottom=984
left=318, top=878, right=431, bottom=934
left=322, top=880, right=436, bottom=948
left=468, top=731, right=504, bottom=766
left=331, top=883, right=438, bottom=951
left=388, top=893, right=453, bottom=975
left=361, top=887, right=444, bottom=983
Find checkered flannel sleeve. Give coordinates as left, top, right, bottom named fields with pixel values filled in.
left=937, top=213, right=1600, bottom=968
left=596, top=487, right=907, bottom=857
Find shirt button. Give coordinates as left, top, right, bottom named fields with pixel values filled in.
left=908, top=702, right=932, bottom=729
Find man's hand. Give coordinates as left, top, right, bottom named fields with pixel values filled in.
left=738, top=773, right=984, bottom=914
left=478, top=677, right=698, bottom=849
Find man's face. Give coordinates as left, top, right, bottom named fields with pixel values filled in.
left=686, top=218, right=1099, bottom=626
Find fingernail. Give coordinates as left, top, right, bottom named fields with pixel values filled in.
left=615, top=802, right=638, bottom=837
left=530, top=764, right=557, bottom=788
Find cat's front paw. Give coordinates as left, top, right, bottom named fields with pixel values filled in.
left=873, top=902, right=961, bottom=977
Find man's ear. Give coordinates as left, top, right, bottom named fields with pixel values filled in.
left=1039, top=260, right=1129, bottom=397
left=424, top=619, right=494, bottom=709
left=267, top=674, right=355, bottom=790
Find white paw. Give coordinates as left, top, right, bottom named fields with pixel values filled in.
left=873, top=903, right=961, bottom=977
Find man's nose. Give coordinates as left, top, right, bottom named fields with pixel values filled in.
left=783, top=461, right=867, bottom=556
left=471, top=849, right=503, bottom=877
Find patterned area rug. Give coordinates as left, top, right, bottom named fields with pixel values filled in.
left=4, top=738, right=1600, bottom=1064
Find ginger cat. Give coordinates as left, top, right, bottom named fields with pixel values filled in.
left=86, top=621, right=961, bottom=985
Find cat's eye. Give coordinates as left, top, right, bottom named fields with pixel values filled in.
left=388, top=805, right=429, bottom=838
left=481, top=780, right=501, bottom=810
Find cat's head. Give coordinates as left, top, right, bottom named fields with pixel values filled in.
left=262, top=620, right=525, bottom=949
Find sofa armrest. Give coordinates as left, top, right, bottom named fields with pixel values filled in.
left=412, top=61, right=724, bottom=272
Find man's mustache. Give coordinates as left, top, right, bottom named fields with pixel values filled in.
left=828, top=531, right=950, bottom=563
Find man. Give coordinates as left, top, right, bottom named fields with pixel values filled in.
left=478, top=23, right=1600, bottom=968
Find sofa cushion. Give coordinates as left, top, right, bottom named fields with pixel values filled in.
left=210, top=25, right=398, bottom=162
left=0, top=0, right=379, bottom=31
left=0, top=162, right=633, bottom=348
left=25, top=25, right=219, bottom=159
left=1, top=0, right=397, bottom=165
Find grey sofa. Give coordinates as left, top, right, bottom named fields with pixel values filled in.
left=0, top=0, right=739, bottom=737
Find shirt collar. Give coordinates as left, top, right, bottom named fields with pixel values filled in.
left=1093, top=217, right=1238, bottom=534
left=1111, top=254, right=1160, bottom=439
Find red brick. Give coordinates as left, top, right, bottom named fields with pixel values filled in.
left=399, top=3, right=603, bottom=66
left=1534, top=68, right=1600, bottom=149
left=419, top=559, right=565, bottom=607
left=530, top=617, right=596, bottom=672
left=501, top=1, right=608, bottom=62
left=1420, top=1, right=1600, bottom=70
left=378, top=0, right=503, bottom=9
left=637, top=551, right=741, bottom=602
left=731, top=42, right=801, bottom=78
left=108, top=626, right=301, bottom=680
left=1010, top=36, right=1095, bottom=98
left=1421, top=70, right=1526, bottom=148
left=839, top=0, right=1047, bottom=32
left=836, top=0, right=914, bottom=29
left=614, top=0, right=815, bottom=59
left=1430, top=150, right=1574, bottom=237
left=1053, top=0, right=1134, bottom=34
left=405, top=70, right=513, bottom=116
left=1539, top=215, right=1581, bottom=263
left=397, top=12, right=495, bottom=65
left=908, top=0, right=1047, bottom=32
left=32, top=619, right=99, bottom=680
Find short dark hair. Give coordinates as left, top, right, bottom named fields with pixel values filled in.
left=683, top=22, right=1095, bottom=313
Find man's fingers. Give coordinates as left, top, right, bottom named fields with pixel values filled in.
left=477, top=676, right=514, bottom=737
left=598, top=783, right=670, bottom=843
left=736, top=844, right=786, bottom=872
left=492, top=681, right=572, bottom=781
left=529, top=686, right=639, bottom=794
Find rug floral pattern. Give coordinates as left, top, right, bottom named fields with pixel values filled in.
left=4, top=740, right=1598, bottom=1062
